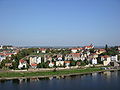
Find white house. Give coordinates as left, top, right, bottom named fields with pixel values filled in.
left=29, top=56, right=42, bottom=67
left=18, top=59, right=27, bottom=69
left=36, top=57, right=42, bottom=64
left=111, top=55, right=118, bottom=62
left=40, top=48, right=46, bottom=53
left=91, top=58, right=97, bottom=65
left=71, top=48, right=78, bottom=53
left=64, top=61, right=70, bottom=67
left=49, top=62, right=54, bottom=67
left=56, top=61, right=64, bottom=66
left=0, top=55, right=6, bottom=62
left=101, top=55, right=111, bottom=66
left=57, top=57, right=63, bottom=61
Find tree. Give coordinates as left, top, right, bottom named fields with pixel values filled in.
left=97, top=57, right=102, bottom=64
left=70, top=60, right=76, bottom=66
left=1, top=59, right=12, bottom=68
left=84, top=59, right=89, bottom=65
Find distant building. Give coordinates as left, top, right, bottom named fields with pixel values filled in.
left=84, top=44, right=94, bottom=50
left=39, top=48, right=46, bottom=53
left=71, top=48, right=78, bottom=53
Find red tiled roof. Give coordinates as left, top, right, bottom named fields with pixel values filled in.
left=31, top=63, right=37, bottom=66
left=0, top=53, right=13, bottom=56
left=20, top=59, right=26, bottom=63
left=101, top=55, right=110, bottom=58
left=84, top=46, right=93, bottom=48
left=70, top=53, right=80, bottom=57
left=5, top=53, right=13, bottom=56
left=0, top=53, right=5, bottom=56
left=39, top=48, right=46, bottom=51
left=64, top=61, right=71, bottom=63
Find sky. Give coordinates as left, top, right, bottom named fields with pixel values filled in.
left=0, top=0, right=120, bottom=46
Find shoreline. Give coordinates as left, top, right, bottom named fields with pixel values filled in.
left=0, top=68, right=120, bottom=80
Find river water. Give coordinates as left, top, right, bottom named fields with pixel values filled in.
left=0, top=70, right=120, bottom=90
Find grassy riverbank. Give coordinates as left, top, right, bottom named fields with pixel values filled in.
left=0, top=68, right=105, bottom=79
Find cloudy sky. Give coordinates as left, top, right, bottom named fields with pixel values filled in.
left=0, top=0, right=120, bottom=46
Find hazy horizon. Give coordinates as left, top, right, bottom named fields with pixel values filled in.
left=0, top=0, right=120, bottom=46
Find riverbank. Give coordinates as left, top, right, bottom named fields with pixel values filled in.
left=0, top=67, right=119, bottom=80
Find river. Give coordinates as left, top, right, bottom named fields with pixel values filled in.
left=0, top=70, right=120, bottom=90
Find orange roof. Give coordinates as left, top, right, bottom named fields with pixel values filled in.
left=64, top=61, right=71, bottom=63
left=39, top=48, right=46, bottom=51
left=85, top=46, right=92, bottom=48
left=31, top=63, right=37, bottom=66
left=77, top=48, right=83, bottom=50
left=70, top=53, right=80, bottom=57
left=71, top=48, right=78, bottom=50
left=101, top=55, right=110, bottom=58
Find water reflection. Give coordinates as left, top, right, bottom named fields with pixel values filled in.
left=0, top=70, right=119, bottom=85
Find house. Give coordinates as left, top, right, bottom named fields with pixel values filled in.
left=64, top=61, right=70, bottom=67
left=18, top=59, right=27, bottom=69
left=91, top=53, right=98, bottom=58
left=118, top=50, right=120, bottom=54
left=91, top=58, right=97, bottom=65
left=0, top=54, right=6, bottom=62
left=86, top=51, right=90, bottom=56
left=29, top=56, right=42, bottom=68
left=80, top=54, right=86, bottom=61
left=39, top=48, right=46, bottom=53
left=98, top=49, right=106, bottom=54
left=5, top=53, right=13, bottom=57
left=110, top=61, right=119, bottom=67
left=30, top=56, right=42, bottom=64
left=65, top=54, right=73, bottom=61
left=44, top=55, right=53, bottom=62
left=31, top=63, right=37, bottom=68
left=49, top=62, right=54, bottom=67
left=5, top=63, right=12, bottom=67
left=84, top=44, right=94, bottom=50
left=111, top=55, right=118, bottom=62
left=101, top=55, right=111, bottom=66
left=56, top=61, right=64, bottom=66
left=57, top=54, right=63, bottom=61
left=70, top=53, right=81, bottom=61
left=118, top=46, right=120, bottom=50
left=71, top=48, right=78, bottom=53
left=77, top=48, right=83, bottom=51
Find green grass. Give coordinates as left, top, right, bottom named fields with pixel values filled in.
left=0, top=68, right=103, bottom=78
